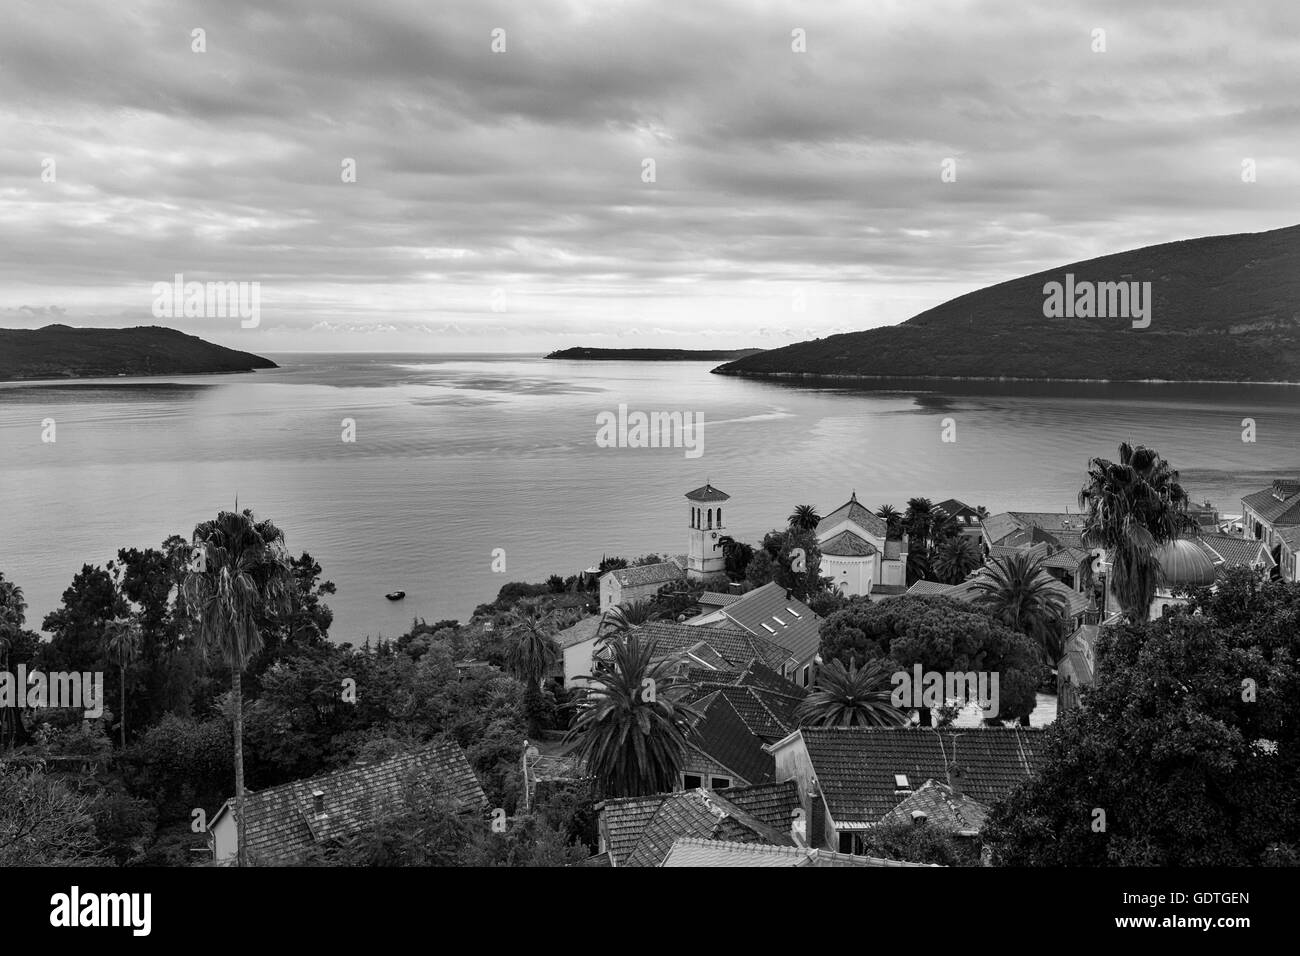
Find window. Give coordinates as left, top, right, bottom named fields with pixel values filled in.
left=801, top=665, right=810, bottom=687
left=761, top=623, right=776, bottom=634
left=838, top=833, right=854, bottom=854
left=682, top=773, right=703, bottom=789
left=717, top=507, right=722, bottom=525
left=894, top=773, right=910, bottom=788
left=773, top=615, right=787, bottom=627
left=785, top=607, right=802, bottom=619
left=709, top=776, right=732, bottom=789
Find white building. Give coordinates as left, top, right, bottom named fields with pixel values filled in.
left=815, top=493, right=907, bottom=597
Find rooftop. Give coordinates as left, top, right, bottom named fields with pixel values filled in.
left=660, top=837, right=935, bottom=867
left=685, top=483, right=731, bottom=503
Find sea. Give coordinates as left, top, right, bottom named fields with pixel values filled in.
left=1, top=353, right=1297, bottom=643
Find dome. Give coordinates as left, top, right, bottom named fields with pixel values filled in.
left=1155, top=539, right=1217, bottom=588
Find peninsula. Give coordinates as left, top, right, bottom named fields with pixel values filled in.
left=546, top=347, right=764, bottom=362
left=0, top=325, right=278, bottom=381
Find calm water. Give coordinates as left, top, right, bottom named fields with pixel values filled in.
left=2, top=354, right=1297, bottom=642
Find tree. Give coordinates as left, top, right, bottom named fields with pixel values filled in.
left=1078, top=442, right=1195, bottom=621
left=746, top=528, right=829, bottom=600
left=788, top=504, right=821, bottom=533
left=796, top=658, right=908, bottom=727
left=504, top=598, right=565, bottom=737
left=181, top=508, right=294, bottom=867
left=104, top=614, right=142, bottom=748
left=0, top=575, right=39, bottom=750
left=932, top=536, right=981, bottom=584
left=903, top=498, right=936, bottom=550
left=985, top=577, right=1300, bottom=865
left=39, top=564, right=123, bottom=673
left=596, top=600, right=659, bottom=644
left=970, top=553, right=1068, bottom=664
left=717, top=536, right=755, bottom=580
left=563, top=635, right=701, bottom=798
left=819, top=595, right=1044, bottom=726
left=0, top=764, right=100, bottom=865
left=875, top=505, right=903, bottom=540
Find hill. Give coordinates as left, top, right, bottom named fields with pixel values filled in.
left=546, top=347, right=764, bottom=361
left=0, top=325, right=277, bottom=381
left=714, top=224, right=1300, bottom=383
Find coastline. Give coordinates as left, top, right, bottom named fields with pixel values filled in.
left=710, top=368, right=1300, bottom=387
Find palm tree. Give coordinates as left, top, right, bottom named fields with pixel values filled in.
left=104, top=614, right=142, bottom=748
left=875, top=504, right=903, bottom=540
left=1078, top=442, right=1195, bottom=621
left=975, top=506, right=990, bottom=521
left=596, top=600, right=659, bottom=645
left=563, top=634, right=701, bottom=797
left=970, top=552, right=1068, bottom=664
left=904, top=497, right=936, bottom=549
left=932, top=536, right=981, bottom=584
left=181, top=509, right=294, bottom=868
left=504, top=597, right=562, bottom=689
left=796, top=658, right=908, bottom=727
left=788, top=505, right=821, bottom=533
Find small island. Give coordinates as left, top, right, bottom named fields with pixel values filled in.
left=545, top=346, right=764, bottom=362
left=0, top=325, right=278, bottom=381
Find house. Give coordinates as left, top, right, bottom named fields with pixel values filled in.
left=660, top=836, right=933, bottom=867
left=593, top=782, right=799, bottom=867
left=686, top=581, right=823, bottom=685
left=815, top=493, right=908, bottom=597
left=208, top=741, right=485, bottom=865
left=678, top=661, right=808, bottom=789
left=876, top=779, right=991, bottom=837
left=935, top=499, right=984, bottom=539
left=555, top=614, right=604, bottom=688
left=981, top=512, right=1087, bottom=551
left=616, top=619, right=796, bottom=674
left=598, top=559, right=685, bottom=610
left=767, top=726, right=1048, bottom=854
left=1196, top=534, right=1276, bottom=577
left=1057, top=623, right=1100, bottom=712
left=1240, top=479, right=1300, bottom=581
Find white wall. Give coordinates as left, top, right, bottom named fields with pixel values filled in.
left=210, top=809, right=237, bottom=863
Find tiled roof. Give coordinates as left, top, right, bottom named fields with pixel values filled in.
left=680, top=640, right=730, bottom=671
left=796, top=726, right=1048, bottom=825
left=981, top=513, right=1020, bottom=545
left=721, top=582, right=821, bottom=664
left=715, top=780, right=801, bottom=831
left=883, top=539, right=905, bottom=560
left=820, top=529, right=879, bottom=557
left=630, top=620, right=792, bottom=671
left=605, top=561, right=685, bottom=588
left=690, top=685, right=799, bottom=742
left=1242, top=483, right=1300, bottom=525
left=660, top=837, right=934, bottom=867
left=934, top=499, right=977, bottom=518
left=685, top=483, right=731, bottom=502
left=984, top=512, right=1087, bottom=549
left=685, top=666, right=744, bottom=685
left=688, top=693, right=777, bottom=785
left=736, top=660, right=807, bottom=697
left=818, top=493, right=889, bottom=539
left=698, top=591, right=741, bottom=607
left=1277, top=526, right=1300, bottom=550
left=555, top=614, right=603, bottom=650
left=1198, top=535, right=1275, bottom=569
left=945, top=567, right=1091, bottom=619
left=877, top=779, right=991, bottom=834
left=217, top=741, right=485, bottom=866
left=904, top=580, right=951, bottom=597
left=1038, top=546, right=1088, bottom=571
left=598, top=786, right=794, bottom=868
left=574, top=851, right=612, bottom=867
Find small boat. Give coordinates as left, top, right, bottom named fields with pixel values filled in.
left=385, top=590, right=406, bottom=601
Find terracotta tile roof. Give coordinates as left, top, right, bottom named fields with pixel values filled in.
left=685, top=483, right=731, bottom=503
left=878, top=779, right=991, bottom=834
left=1277, top=526, right=1300, bottom=550
left=687, top=692, right=777, bottom=784
left=698, top=590, right=741, bottom=607
left=555, top=614, right=604, bottom=650
left=904, top=580, right=951, bottom=597
left=935, top=499, right=977, bottom=518
left=818, top=493, right=889, bottom=539
left=660, top=837, right=935, bottom=867
left=686, top=685, right=798, bottom=742
left=685, top=665, right=744, bottom=685
left=795, top=727, right=1049, bottom=825
left=604, top=561, right=685, bottom=589
left=217, top=741, right=485, bottom=866
left=820, top=529, right=879, bottom=557
left=715, top=780, right=801, bottom=831
left=598, top=784, right=796, bottom=867
left=721, top=582, right=821, bottom=664
left=1242, top=483, right=1300, bottom=525
left=1198, top=535, right=1276, bottom=569
left=631, top=620, right=793, bottom=671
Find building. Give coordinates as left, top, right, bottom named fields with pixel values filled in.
left=767, top=726, right=1048, bottom=854
left=1240, top=479, right=1300, bottom=582
left=661, top=837, right=932, bottom=867
left=208, top=741, right=485, bottom=865
left=877, top=779, right=991, bottom=837
left=815, top=492, right=908, bottom=597
left=555, top=614, right=604, bottom=688
left=593, top=782, right=799, bottom=867
left=686, top=580, right=823, bottom=684
left=935, top=499, right=985, bottom=540
left=981, top=511, right=1087, bottom=551
left=685, top=482, right=731, bottom=582
left=598, top=559, right=685, bottom=610
left=1056, top=623, right=1100, bottom=712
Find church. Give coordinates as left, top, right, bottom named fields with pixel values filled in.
left=814, top=492, right=909, bottom=597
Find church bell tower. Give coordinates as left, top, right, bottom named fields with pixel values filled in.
left=685, top=483, right=730, bottom=581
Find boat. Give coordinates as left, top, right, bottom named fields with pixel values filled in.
left=385, top=590, right=406, bottom=601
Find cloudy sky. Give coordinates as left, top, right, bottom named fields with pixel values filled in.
left=1, top=0, right=1296, bottom=353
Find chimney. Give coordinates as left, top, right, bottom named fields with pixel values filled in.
left=947, top=764, right=964, bottom=799
left=807, top=776, right=827, bottom=850
left=312, top=789, right=325, bottom=815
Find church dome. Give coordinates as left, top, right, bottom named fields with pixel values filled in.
left=1155, top=539, right=1217, bottom=588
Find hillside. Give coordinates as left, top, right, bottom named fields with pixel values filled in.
left=714, top=224, right=1300, bottom=383
left=546, top=347, right=764, bottom=361
left=0, top=325, right=277, bottom=381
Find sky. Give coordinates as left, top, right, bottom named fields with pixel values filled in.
left=1, top=0, right=1297, bottom=353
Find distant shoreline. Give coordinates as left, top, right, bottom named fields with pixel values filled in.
left=546, top=346, right=764, bottom=362
left=711, top=368, right=1300, bottom=386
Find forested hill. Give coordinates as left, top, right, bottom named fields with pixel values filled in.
left=714, top=224, right=1300, bottom=382
left=0, top=326, right=277, bottom=380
